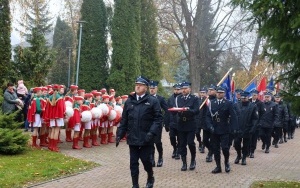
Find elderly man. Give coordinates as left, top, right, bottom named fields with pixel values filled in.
left=2, top=82, right=20, bottom=114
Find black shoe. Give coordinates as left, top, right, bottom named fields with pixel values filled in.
left=265, top=148, right=270, bottom=153
left=279, top=139, right=283, bottom=144
left=225, top=162, right=231, bottom=173
left=199, top=145, right=205, bottom=153
left=175, top=152, right=180, bottom=160
left=172, top=150, right=176, bottom=158
left=249, top=153, right=254, bottom=158
left=189, top=160, right=196, bottom=170
left=284, top=138, right=288, bottom=142
left=181, top=163, right=187, bottom=171
left=241, top=158, right=246, bottom=165
left=157, top=158, right=163, bottom=167
left=145, top=177, right=155, bottom=188
left=275, top=144, right=278, bottom=148
left=211, top=167, right=222, bottom=174
left=206, top=154, right=213, bottom=162
left=234, top=156, right=241, bottom=164
left=262, top=144, right=265, bottom=150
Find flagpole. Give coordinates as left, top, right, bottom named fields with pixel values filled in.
left=199, top=67, right=233, bottom=109
left=242, top=72, right=261, bottom=90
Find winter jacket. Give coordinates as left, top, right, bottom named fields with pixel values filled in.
left=2, top=89, right=18, bottom=114
left=259, top=101, right=279, bottom=128
left=117, top=93, right=162, bottom=146
left=274, top=101, right=289, bottom=128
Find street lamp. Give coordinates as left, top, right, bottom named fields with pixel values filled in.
left=75, top=20, right=87, bottom=86
left=66, top=47, right=72, bottom=88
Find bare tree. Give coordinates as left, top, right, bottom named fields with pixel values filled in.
left=156, top=0, right=248, bottom=92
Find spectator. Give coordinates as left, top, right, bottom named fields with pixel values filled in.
left=2, top=82, right=20, bottom=114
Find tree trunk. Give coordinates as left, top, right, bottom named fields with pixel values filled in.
left=249, top=35, right=261, bottom=72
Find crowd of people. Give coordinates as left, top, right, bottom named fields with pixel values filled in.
left=1, top=78, right=299, bottom=188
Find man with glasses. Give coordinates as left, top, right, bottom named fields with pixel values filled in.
left=206, top=86, right=238, bottom=173
left=258, top=92, right=279, bottom=153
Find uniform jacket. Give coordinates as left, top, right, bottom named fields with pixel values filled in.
left=249, top=99, right=265, bottom=121
left=196, top=96, right=208, bottom=130
left=2, top=89, right=18, bottom=114
left=117, top=93, right=162, bottom=146
left=206, top=98, right=238, bottom=135
left=233, top=101, right=258, bottom=137
left=166, top=93, right=180, bottom=129
left=176, top=94, right=200, bottom=132
left=274, top=101, right=289, bottom=128
left=258, top=101, right=279, bottom=128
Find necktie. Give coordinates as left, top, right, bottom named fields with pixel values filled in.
left=138, top=96, right=142, bottom=101
left=218, top=100, right=221, bottom=105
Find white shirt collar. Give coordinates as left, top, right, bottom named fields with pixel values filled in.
left=137, top=94, right=145, bottom=100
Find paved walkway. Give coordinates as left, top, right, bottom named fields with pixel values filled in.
left=31, top=129, right=300, bottom=188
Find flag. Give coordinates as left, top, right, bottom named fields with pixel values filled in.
left=244, top=81, right=257, bottom=93
left=257, top=76, right=267, bottom=101
left=221, top=75, right=231, bottom=100
left=231, top=78, right=237, bottom=103
left=267, top=77, right=274, bottom=93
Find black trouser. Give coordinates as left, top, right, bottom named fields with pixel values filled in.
left=234, top=137, right=250, bottom=157
left=129, top=145, right=153, bottom=177
left=153, top=127, right=163, bottom=158
left=211, top=133, right=230, bottom=166
left=178, top=130, right=196, bottom=159
left=249, top=129, right=259, bottom=153
left=195, top=127, right=202, bottom=145
left=288, top=123, right=296, bottom=136
left=169, top=127, right=179, bottom=151
left=273, top=127, right=282, bottom=143
left=202, top=129, right=211, bottom=151
left=259, top=127, right=273, bottom=148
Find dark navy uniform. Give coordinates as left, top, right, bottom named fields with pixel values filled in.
left=233, top=91, right=258, bottom=165
left=249, top=90, right=265, bottom=158
left=273, top=95, right=289, bottom=146
left=166, top=84, right=181, bottom=159
left=176, top=82, right=200, bottom=171
left=287, top=102, right=296, bottom=139
left=116, top=76, right=162, bottom=188
left=258, top=92, right=279, bottom=153
left=206, top=86, right=238, bottom=173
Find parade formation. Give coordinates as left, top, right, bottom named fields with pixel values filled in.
left=24, top=74, right=298, bottom=188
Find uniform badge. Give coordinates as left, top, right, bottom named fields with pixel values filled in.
left=145, top=102, right=150, bottom=105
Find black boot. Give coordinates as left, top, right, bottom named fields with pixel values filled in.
left=234, top=155, right=241, bottom=164
left=265, top=147, right=270, bottom=153
left=132, top=176, right=139, bottom=188
left=189, top=157, right=196, bottom=170
left=150, top=154, right=155, bottom=167
left=206, top=150, right=213, bottom=162
left=241, top=155, right=246, bottom=165
left=225, top=161, right=231, bottom=173
left=157, top=153, right=163, bottom=167
left=175, top=148, right=180, bottom=160
left=145, top=172, right=155, bottom=188
left=181, top=156, right=187, bottom=171
left=199, top=144, right=205, bottom=153
left=249, top=152, right=254, bottom=158
left=172, top=149, right=176, bottom=158
left=212, top=158, right=222, bottom=174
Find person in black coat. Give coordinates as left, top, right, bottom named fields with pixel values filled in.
left=248, top=90, right=265, bottom=158
left=116, top=76, right=163, bottom=188
left=286, top=102, right=296, bottom=139
left=206, top=86, right=238, bottom=174
left=195, top=86, right=207, bottom=153
left=233, top=91, right=258, bottom=165
left=149, top=80, right=169, bottom=167
left=272, top=94, right=289, bottom=146
left=175, top=82, right=200, bottom=171
left=258, top=92, right=279, bottom=154
left=165, top=83, right=182, bottom=160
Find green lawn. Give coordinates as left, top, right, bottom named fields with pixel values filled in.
left=0, top=148, right=99, bottom=188
left=251, top=181, right=300, bottom=188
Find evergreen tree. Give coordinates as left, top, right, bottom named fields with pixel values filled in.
left=0, top=0, right=12, bottom=85
left=77, top=0, right=108, bottom=91
left=49, top=17, right=73, bottom=86
left=107, top=0, right=141, bottom=95
left=140, top=0, right=161, bottom=81
left=13, top=0, right=54, bottom=86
